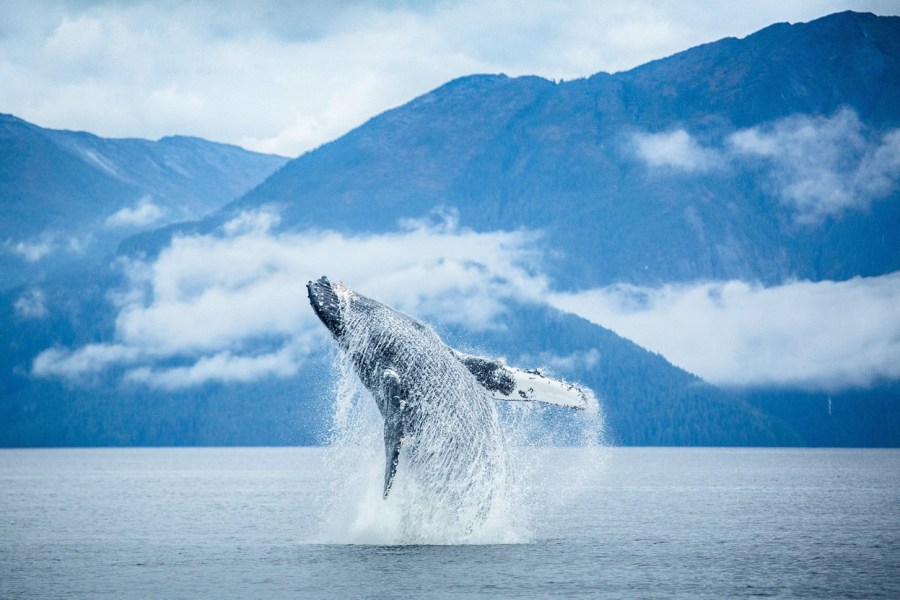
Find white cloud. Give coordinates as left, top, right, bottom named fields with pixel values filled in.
left=29, top=204, right=900, bottom=392
left=123, top=347, right=301, bottom=390
left=2, top=1, right=893, bottom=156
left=549, top=273, right=900, bottom=391
left=632, top=110, right=900, bottom=223
left=33, top=209, right=546, bottom=388
left=104, top=197, right=165, bottom=228
left=13, top=288, right=48, bottom=318
left=4, top=232, right=92, bottom=262
left=221, top=208, right=281, bottom=236
left=33, top=343, right=141, bottom=379
left=633, top=129, right=719, bottom=171
left=6, top=238, right=55, bottom=263
left=730, top=109, right=900, bottom=223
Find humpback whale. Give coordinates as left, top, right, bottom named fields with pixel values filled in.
left=307, top=276, right=594, bottom=523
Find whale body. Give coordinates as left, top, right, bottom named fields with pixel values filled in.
left=307, top=276, right=593, bottom=524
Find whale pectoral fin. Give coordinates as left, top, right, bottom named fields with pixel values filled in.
left=494, top=366, right=597, bottom=411
left=452, top=351, right=517, bottom=396
left=452, top=350, right=595, bottom=411
left=381, top=370, right=405, bottom=498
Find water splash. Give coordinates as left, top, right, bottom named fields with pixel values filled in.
left=313, top=355, right=607, bottom=546
left=308, top=281, right=607, bottom=545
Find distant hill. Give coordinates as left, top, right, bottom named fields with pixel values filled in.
left=2, top=11, right=899, bottom=448
left=0, top=114, right=288, bottom=290
left=0, top=290, right=792, bottom=447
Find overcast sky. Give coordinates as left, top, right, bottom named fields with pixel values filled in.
left=3, top=0, right=898, bottom=156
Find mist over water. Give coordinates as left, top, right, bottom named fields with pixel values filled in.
left=312, top=346, right=607, bottom=546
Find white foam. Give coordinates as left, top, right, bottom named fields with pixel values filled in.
left=310, top=294, right=608, bottom=545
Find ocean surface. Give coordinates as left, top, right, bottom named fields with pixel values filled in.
left=1, top=447, right=898, bottom=599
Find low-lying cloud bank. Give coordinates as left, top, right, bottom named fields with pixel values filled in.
left=30, top=207, right=900, bottom=393
left=550, top=273, right=900, bottom=391
left=633, top=129, right=721, bottom=172
left=633, top=109, right=900, bottom=224
left=3, top=231, right=90, bottom=263
left=32, top=210, right=545, bottom=389
left=104, top=197, right=165, bottom=228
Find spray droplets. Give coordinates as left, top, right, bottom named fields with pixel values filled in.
left=307, top=280, right=607, bottom=544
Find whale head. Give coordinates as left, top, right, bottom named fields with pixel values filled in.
left=307, top=276, right=355, bottom=339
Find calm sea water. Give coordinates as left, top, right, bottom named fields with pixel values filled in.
left=1, top=447, right=898, bottom=599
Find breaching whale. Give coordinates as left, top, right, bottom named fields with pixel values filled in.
left=307, top=276, right=594, bottom=521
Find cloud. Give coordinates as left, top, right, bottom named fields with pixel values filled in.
left=33, top=343, right=141, bottom=379
left=13, top=288, right=48, bottom=318
left=30, top=203, right=900, bottom=393
left=104, top=197, right=165, bottom=228
left=4, top=232, right=91, bottom=262
left=633, top=129, right=719, bottom=171
left=123, top=347, right=302, bottom=390
left=730, top=109, right=900, bottom=223
left=631, top=110, right=900, bottom=223
left=2, top=1, right=892, bottom=155
left=33, top=209, right=546, bottom=388
left=222, top=208, right=281, bottom=236
left=549, top=273, right=900, bottom=391
left=6, top=238, right=54, bottom=262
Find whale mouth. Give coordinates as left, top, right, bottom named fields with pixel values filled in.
left=308, top=276, right=348, bottom=338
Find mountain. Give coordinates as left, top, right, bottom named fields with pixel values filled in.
left=0, top=114, right=289, bottom=290
left=0, top=290, right=791, bottom=447
left=3, top=11, right=899, bottom=448
left=194, top=10, right=897, bottom=289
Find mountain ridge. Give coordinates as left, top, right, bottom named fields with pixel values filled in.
left=186, top=10, right=900, bottom=290
left=0, top=113, right=289, bottom=290
left=2, top=11, right=899, bottom=447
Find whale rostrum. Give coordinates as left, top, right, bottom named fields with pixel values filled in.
left=307, top=276, right=595, bottom=500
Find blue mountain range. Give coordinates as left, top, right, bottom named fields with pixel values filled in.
left=0, top=113, right=288, bottom=290
left=2, top=11, right=898, bottom=447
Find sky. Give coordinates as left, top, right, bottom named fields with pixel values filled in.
left=2, top=0, right=899, bottom=157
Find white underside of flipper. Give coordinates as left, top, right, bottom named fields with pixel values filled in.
left=491, top=367, right=597, bottom=412
left=451, top=350, right=597, bottom=412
